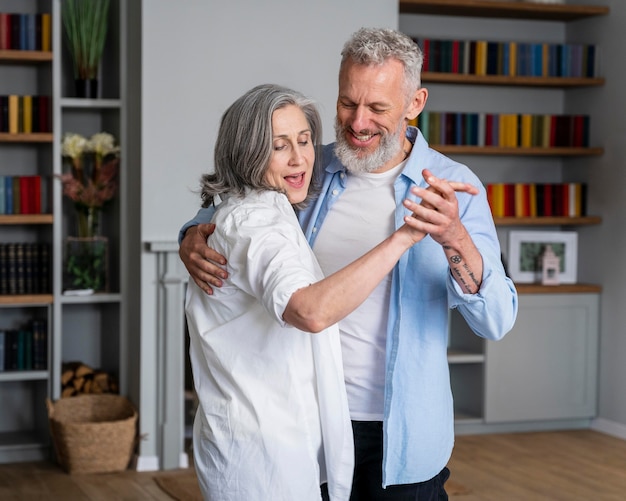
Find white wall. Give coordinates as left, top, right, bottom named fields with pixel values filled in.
left=137, top=0, right=398, bottom=467
left=141, top=0, right=398, bottom=241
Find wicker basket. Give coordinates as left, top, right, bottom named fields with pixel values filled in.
left=46, top=394, right=138, bottom=474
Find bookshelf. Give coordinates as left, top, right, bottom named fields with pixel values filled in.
left=0, top=1, right=54, bottom=462
left=0, top=0, right=128, bottom=463
left=400, top=0, right=606, bottom=431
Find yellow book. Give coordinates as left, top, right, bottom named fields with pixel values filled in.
left=508, top=42, right=517, bottom=77
left=8, top=94, right=19, bottom=134
left=492, top=183, right=505, bottom=217
left=41, top=14, right=51, bottom=52
left=475, top=41, right=488, bottom=76
left=510, top=114, right=519, bottom=147
left=574, top=183, right=583, bottom=217
left=520, top=114, right=533, bottom=147
left=22, top=95, right=32, bottom=134
left=528, top=183, right=538, bottom=217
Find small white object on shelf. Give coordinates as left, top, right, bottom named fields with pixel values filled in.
left=63, top=289, right=95, bottom=296
left=541, top=245, right=561, bottom=286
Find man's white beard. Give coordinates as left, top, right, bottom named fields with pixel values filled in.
left=334, top=118, right=404, bottom=174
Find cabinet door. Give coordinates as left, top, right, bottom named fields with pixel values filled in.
left=485, top=293, right=599, bottom=422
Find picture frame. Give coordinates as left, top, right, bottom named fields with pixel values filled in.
left=508, top=231, right=578, bottom=284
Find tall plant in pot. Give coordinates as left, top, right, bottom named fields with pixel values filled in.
left=62, top=0, right=111, bottom=98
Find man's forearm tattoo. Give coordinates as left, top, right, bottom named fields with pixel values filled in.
left=449, top=254, right=480, bottom=294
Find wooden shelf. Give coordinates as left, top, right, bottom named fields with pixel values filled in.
left=431, top=145, right=603, bottom=156
left=516, top=283, right=601, bottom=294
left=399, top=1, right=609, bottom=21
left=0, top=214, right=54, bottom=225
left=0, top=133, right=53, bottom=143
left=0, top=294, right=53, bottom=306
left=422, top=73, right=605, bottom=87
left=0, top=50, right=53, bottom=63
left=494, top=216, right=601, bottom=226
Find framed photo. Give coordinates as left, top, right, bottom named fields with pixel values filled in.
left=508, top=231, right=578, bottom=284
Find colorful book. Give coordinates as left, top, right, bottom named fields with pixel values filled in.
left=8, top=94, right=19, bottom=134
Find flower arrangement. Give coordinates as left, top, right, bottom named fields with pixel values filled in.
left=57, top=131, right=120, bottom=237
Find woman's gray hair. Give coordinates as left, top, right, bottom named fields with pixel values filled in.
left=200, top=83, right=323, bottom=210
left=340, top=27, right=423, bottom=99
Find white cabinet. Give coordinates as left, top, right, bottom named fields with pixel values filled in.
left=485, top=293, right=599, bottom=423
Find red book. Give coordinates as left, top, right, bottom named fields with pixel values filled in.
left=543, top=183, right=553, bottom=217
left=38, top=96, right=50, bottom=133
left=19, top=177, right=30, bottom=214
left=485, top=114, right=494, bottom=146
left=451, top=40, right=460, bottom=73
left=504, top=183, right=515, bottom=217
left=0, top=13, right=11, bottom=50
left=572, top=115, right=584, bottom=147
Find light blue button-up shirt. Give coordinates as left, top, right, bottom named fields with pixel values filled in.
left=299, top=127, right=518, bottom=486
left=179, top=126, right=518, bottom=488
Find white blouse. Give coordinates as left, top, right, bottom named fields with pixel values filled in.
left=185, top=189, right=353, bottom=501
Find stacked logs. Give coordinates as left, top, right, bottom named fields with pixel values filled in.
left=61, top=361, right=119, bottom=397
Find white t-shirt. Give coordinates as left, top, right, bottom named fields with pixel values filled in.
left=313, top=161, right=405, bottom=420
left=185, top=189, right=353, bottom=501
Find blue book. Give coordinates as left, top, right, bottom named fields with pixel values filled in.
left=26, top=14, right=37, bottom=50
left=4, top=176, right=12, bottom=214
left=0, top=175, right=5, bottom=215
left=531, top=44, right=543, bottom=77
left=19, top=14, right=27, bottom=50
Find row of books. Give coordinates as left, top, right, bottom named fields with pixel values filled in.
left=0, top=242, right=51, bottom=295
left=413, top=38, right=599, bottom=78
left=486, top=183, right=587, bottom=218
left=0, top=320, right=47, bottom=372
left=0, top=95, right=52, bottom=134
left=0, top=175, right=43, bottom=215
left=0, top=12, right=52, bottom=52
left=413, top=112, right=590, bottom=148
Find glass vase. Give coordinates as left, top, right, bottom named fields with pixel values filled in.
left=64, top=236, right=109, bottom=293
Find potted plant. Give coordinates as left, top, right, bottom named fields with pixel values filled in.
left=62, top=0, right=111, bottom=98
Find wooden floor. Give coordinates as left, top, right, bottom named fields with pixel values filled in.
left=1, top=430, right=625, bottom=500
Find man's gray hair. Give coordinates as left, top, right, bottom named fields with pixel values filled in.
left=340, top=27, right=423, bottom=96
left=200, top=84, right=323, bottom=210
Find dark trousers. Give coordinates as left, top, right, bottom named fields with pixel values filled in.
left=349, top=420, right=449, bottom=501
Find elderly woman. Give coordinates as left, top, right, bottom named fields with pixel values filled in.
left=184, top=84, right=426, bottom=501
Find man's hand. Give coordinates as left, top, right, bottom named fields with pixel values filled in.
left=406, top=169, right=484, bottom=294
left=179, top=223, right=228, bottom=295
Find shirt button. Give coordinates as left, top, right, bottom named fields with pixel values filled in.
left=312, top=227, right=317, bottom=233
left=340, top=173, right=345, bottom=179
left=332, top=189, right=339, bottom=196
